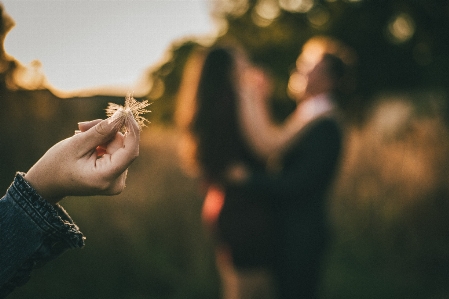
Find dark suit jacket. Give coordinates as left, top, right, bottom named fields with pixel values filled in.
left=230, top=114, right=343, bottom=298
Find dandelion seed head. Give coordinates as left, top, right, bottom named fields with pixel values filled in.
left=105, top=93, right=151, bottom=134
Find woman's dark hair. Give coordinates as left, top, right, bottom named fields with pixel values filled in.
left=191, top=48, right=256, bottom=183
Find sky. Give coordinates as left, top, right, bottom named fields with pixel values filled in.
left=1, top=0, right=217, bottom=96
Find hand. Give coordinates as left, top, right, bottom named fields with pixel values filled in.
left=24, top=114, right=140, bottom=204
left=76, top=120, right=125, bottom=157
left=225, top=163, right=250, bottom=185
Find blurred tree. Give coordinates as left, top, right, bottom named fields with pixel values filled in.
left=0, top=4, right=18, bottom=92
left=146, top=0, right=449, bottom=123
left=146, top=40, right=203, bottom=125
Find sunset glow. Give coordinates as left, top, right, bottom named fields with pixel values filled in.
left=1, top=0, right=216, bottom=97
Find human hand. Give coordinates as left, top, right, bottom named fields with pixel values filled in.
left=76, top=119, right=125, bottom=157
left=24, top=113, right=140, bottom=204
left=225, top=163, right=250, bottom=185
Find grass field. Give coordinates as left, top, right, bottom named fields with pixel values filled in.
left=5, top=95, right=449, bottom=298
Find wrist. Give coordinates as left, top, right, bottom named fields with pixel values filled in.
left=21, top=172, right=64, bottom=205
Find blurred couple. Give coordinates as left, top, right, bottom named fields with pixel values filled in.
left=176, top=36, right=356, bottom=299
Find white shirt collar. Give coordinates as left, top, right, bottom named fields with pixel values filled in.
left=293, top=93, right=336, bottom=124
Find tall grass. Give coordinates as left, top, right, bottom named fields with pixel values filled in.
left=322, top=95, right=449, bottom=298
left=4, top=90, right=449, bottom=298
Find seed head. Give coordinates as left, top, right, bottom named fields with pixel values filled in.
left=105, top=93, right=151, bottom=134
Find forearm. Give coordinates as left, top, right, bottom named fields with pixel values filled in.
left=235, top=119, right=343, bottom=201
left=0, top=173, right=85, bottom=297
left=239, top=93, right=290, bottom=161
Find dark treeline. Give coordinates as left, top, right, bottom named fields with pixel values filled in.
left=149, top=0, right=449, bottom=124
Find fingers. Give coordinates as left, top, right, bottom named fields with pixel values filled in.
left=107, top=169, right=128, bottom=195
left=89, top=114, right=140, bottom=181
left=104, top=132, right=125, bottom=155
left=78, top=119, right=102, bottom=132
left=74, top=118, right=120, bottom=156
left=73, top=114, right=140, bottom=195
left=78, top=120, right=125, bottom=157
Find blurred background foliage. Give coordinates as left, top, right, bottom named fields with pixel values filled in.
left=149, top=0, right=449, bottom=124
left=2, top=0, right=449, bottom=298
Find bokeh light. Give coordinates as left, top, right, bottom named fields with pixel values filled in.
left=253, top=0, right=281, bottom=27
left=307, top=5, right=331, bottom=28
left=212, top=0, right=249, bottom=17
left=387, top=12, right=416, bottom=43
left=279, top=0, right=315, bottom=13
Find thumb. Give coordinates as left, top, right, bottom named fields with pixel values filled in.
left=78, top=119, right=102, bottom=132
left=75, top=118, right=122, bottom=154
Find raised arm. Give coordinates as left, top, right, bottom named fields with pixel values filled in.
left=238, top=67, right=306, bottom=163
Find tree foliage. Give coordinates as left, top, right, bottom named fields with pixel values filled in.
left=147, top=0, right=449, bottom=123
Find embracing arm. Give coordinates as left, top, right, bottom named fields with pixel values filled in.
left=238, top=68, right=306, bottom=163
left=233, top=118, right=342, bottom=202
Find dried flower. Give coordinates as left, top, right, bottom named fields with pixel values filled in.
left=105, top=93, right=151, bottom=134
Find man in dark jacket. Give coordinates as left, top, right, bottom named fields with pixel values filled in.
left=231, top=36, right=356, bottom=298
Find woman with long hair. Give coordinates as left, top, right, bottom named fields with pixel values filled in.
left=176, top=46, right=277, bottom=299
